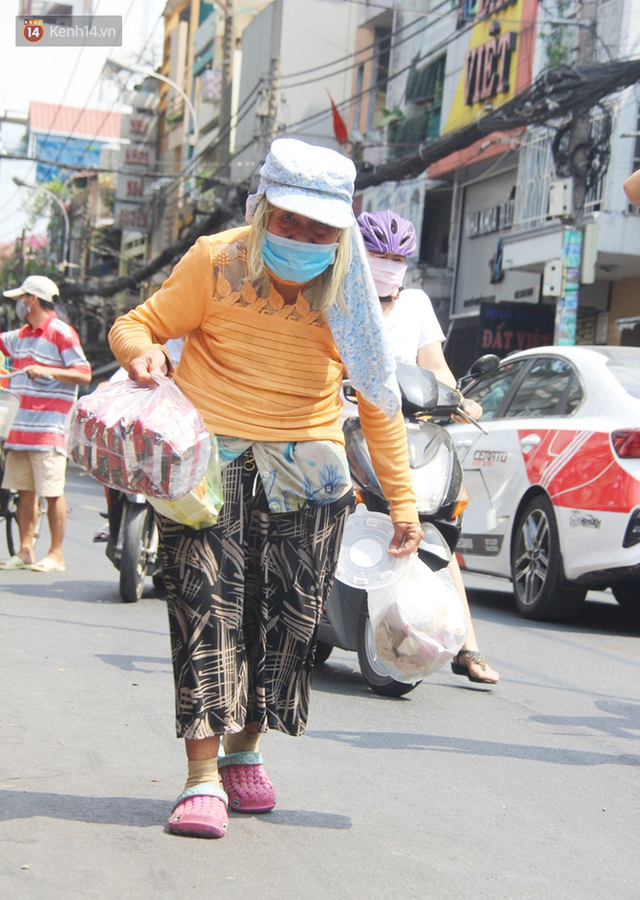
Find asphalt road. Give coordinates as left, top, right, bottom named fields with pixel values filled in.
left=1, top=465, right=639, bottom=900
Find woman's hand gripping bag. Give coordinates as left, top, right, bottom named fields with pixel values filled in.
left=66, top=375, right=222, bottom=527
left=366, top=554, right=467, bottom=683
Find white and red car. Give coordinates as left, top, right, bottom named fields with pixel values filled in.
left=446, top=345, right=640, bottom=621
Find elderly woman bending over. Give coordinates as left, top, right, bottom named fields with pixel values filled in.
left=109, top=138, right=422, bottom=840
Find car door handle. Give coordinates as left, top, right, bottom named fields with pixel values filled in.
left=520, top=434, right=541, bottom=453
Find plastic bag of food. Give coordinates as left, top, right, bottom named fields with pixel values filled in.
left=65, top=375, right=211, bottom=501
left=366, top=554, right=467, bottom=683
left=146, top=436, right=223, bottom=529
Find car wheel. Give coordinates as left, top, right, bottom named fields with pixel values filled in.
left=511, top=494, right=585, bottom=622
left=356, top=603, right=419, bottom=697
left=314, top=640, right=334, bottom=664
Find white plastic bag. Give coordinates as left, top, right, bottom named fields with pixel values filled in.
left=366, top=554, right=467, bottom=683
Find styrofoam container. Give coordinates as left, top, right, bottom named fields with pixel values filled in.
left=336, top=504, right=400, bottom=588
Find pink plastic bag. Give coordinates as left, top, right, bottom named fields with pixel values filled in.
left=65, top=375, right=211, bottom=500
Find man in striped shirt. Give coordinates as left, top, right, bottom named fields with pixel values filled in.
left=0, top=275, right=91, bottom=572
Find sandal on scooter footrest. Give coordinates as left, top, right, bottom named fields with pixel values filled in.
left=218, top=751, right=276, bottom=813
left=167, top=784, right=229, bottom=838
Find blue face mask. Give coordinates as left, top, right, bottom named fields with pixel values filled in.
left=262, top=232, right=338, bottom=283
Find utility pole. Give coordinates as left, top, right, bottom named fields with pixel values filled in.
left=256, top=56, right=280, bottom=159
left=554, top=0, right=598, bottom=345
left=218, top=0, right=236, bottom=180
left=18, top=229, right=26, bottom=282
left=267, top=56, right=280, bottom=147
left=567, top=0, right=598, bottom=231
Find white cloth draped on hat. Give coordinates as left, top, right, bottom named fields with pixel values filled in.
left=245, top=138, right=400, bottom=420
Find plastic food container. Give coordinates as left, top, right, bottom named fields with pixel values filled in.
left=335, top=504, right=400, bottom=588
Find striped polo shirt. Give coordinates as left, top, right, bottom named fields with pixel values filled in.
left=0, top=312, right=91, bottom=453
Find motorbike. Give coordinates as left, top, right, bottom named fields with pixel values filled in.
left=316, top=356, right=499, bottom=697
left=101, top=487, right=163, bottom=603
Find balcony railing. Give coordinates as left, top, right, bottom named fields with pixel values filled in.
left=513, top=125, right=605, bottom=232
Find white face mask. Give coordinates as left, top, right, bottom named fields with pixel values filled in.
left=367, top=255, right=407, bottom=298
left=15, top=298, right=30, bottom=320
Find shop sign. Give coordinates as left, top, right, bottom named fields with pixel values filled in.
left=115, top=91, right=158, bottom=234
left=442, top=0, right=537, bottom=137
left=466, top=199, right=514, bottom=237
left=463, top=32, right=517, bottom=105
left=113, top=202, right=151, bottom=232
left=477, top=301, right=554, bottom=357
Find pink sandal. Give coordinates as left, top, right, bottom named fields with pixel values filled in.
left=167, top=784, right=229, bottom=838
left=219, top=751, right=276, bottom=813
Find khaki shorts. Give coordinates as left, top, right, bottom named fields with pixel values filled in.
left=2, top=449, right=67, bottom=497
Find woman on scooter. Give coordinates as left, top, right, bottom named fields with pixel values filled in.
left=108, top=139, right=423, bottom=839
left=358, top=209, right=500, bottom=686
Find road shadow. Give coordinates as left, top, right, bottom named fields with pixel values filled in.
left=311, top=659, right=367, bottom=697
left=311, top=658, right=419, bottom=701
left=0, top=789, right=351, bottom=832
left=242, top=809, right=351, bottom=830
left=307, top=724, right=640, bottom=767
left=0, top=789, right=168, bottom=827
left=0, top=579, right=165, bottom=605
left=466, top=587, right=640, bottom=638
left=530, top=698, right=640, bottom=739
left=96, top=653, right=171, bottom=673
left=465, top=587, right=514, bottom=620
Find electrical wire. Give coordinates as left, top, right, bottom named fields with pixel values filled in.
left=41, top=0, right=169, bottom=176
left=3, top=2, right=166, bottom=243
left=9, top=0, right=628, bottom=248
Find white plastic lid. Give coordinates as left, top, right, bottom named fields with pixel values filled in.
left=336, top=504, right=400, bottom=588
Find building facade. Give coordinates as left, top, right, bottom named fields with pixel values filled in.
left=355, top=0, right=640, bottom=374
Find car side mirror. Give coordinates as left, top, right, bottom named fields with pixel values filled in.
left=469, top=354, right=500, bottom=377
left=458, top=354, right=500, bottom=391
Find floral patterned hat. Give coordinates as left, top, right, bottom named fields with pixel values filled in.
left=245, top=138, right=356, bottom=228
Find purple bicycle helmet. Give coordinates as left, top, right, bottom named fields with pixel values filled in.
left=357, top=209, right=417, bottom=257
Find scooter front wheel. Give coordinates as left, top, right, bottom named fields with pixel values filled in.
left=357, top=603, right=420, bottom=698
left=119, top=505, right=155, bottom=603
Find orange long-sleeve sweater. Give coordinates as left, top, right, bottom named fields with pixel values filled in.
left=108, top=227, right=418, bottom=523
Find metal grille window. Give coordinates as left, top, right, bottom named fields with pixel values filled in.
left=512, top=127, right=554, bottom=232
left=514, top=120, right=606, bottom=229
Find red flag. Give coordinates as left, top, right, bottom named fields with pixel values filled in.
left=327, top=91, right=348, bottom=145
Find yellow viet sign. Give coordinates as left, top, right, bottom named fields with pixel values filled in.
left=444, top=0, right=537, bottom=134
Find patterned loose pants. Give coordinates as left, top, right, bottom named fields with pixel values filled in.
left=157, top=451, right=354, bottom=740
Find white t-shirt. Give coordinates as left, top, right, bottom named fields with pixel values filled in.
left=383, top=289, right=445, bottom=364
